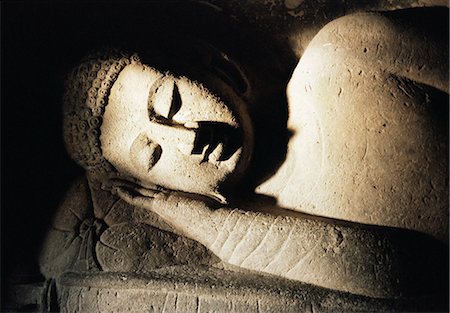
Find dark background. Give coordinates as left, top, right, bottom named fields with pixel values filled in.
left=1, top=2, right=296, bottom=306
left=2, top=1, right=448, bottom=310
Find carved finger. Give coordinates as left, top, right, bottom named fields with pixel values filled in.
left=110, top=177, right=163, bottom=193
left=134, top=185, right=162, bottom=198
left=115, top=187, right=154, bottom=210
left=116, top=180, right=164, bottom=198
left=101, top=176, right=131, bottom=190
left=110, top=178, right=138, bottom=189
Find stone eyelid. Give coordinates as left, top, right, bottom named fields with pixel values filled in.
left=147, top=75, right=182, bottom=121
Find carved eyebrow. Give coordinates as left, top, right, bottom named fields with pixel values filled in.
left=147, top=75, right=166, bottom=115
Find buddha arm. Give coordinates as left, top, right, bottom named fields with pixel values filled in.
left=116, top=188, right=446, bottom=299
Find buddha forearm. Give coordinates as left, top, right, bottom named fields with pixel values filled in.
left=115, top=186, right=444, bottom=299
left=151, top=195, right=444, bottom=299
left=209, top=209, right=396, bottom=298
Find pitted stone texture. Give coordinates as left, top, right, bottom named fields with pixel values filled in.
left=100, top=62, right=254, bottom=199
left=63, top=50, right=140, bottom=174
left=257, top=12, right=448, bottom=242
left=37, top=6, right=448, bottom=313
left=96, top=223, right=217, bottom=273
left=56, top=267, right=436, bottom=313
left=130, top=192, right=447, bottom=299
left=39, top=176, right=216, bottom=279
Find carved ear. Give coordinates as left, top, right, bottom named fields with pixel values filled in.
left=208, top=52, right=248, bottom=95
left=187, top=43, right=249, bottom=96
left=129, top=133, right=162, bottom=173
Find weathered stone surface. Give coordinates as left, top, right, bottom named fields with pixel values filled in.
left=99, top=62, right=254, bottom=199
left=257, top=12, right=449, bottom=242
left=117, top=189, right=447, bottom=299
left=96, top=223, right=217, bottom=273
left=30, top=3, right=448, bottom=313
left=55, top=267, right=439, bottom=313
left=39, top=176, right=217, bottom=280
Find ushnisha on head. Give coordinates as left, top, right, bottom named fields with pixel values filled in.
left=63, top=49, right=254, bottom=199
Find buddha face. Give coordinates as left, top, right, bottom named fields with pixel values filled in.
left=100, top=63, right=253, bottom=198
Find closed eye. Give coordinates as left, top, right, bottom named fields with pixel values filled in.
left=148, top=75, right=182, bottom=121
left=167, top=82, right=181, bottom=119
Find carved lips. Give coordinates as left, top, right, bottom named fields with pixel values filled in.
left=190, top=121, right=242, bottom=164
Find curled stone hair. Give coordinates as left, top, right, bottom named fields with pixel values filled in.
left=63, top=48, right=140, bottom=174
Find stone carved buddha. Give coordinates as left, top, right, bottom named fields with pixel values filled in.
left=35, top=10, right=448, bottom=313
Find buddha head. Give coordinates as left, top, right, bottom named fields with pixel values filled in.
left=63, top=49, right=254, bottom=199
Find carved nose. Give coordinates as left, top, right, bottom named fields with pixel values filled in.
left=149, top=121, right=197, bottom=155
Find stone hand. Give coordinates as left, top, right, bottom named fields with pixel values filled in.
left=110, top=179, right=168, bottom=210
left=111, top=178, right=217, bottom=234
left=101, top=174, right=163, bottom=193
